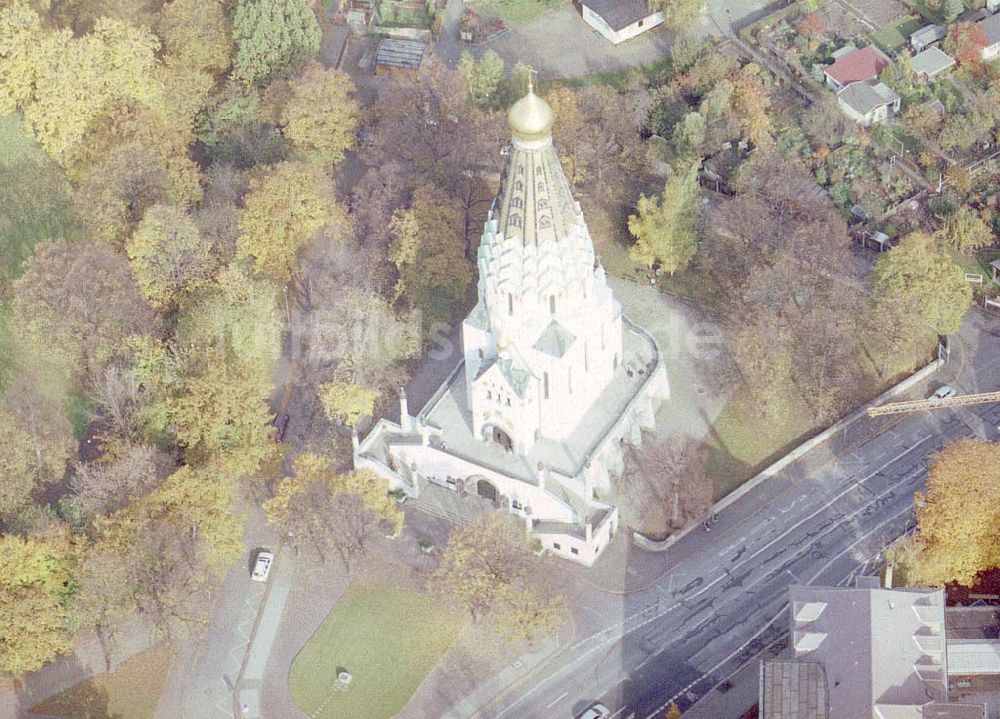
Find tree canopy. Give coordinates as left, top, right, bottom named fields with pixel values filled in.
left=232, top=0, right=320, bottom=87
left=281, top=63, right=359, bottom=168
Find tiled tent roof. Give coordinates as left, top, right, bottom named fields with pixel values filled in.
left=824, top=46, right=890, bottom=86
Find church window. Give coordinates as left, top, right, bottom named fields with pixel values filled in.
left=543, top=372, right=549, bottom=399
left=478, top=348, right=484, bottom=359
left=613, top=354, right=618, bottom=370
left=571, top=547, right=579, bottom=555
left=506, top=397, right=511, bottom=406
left=538, top=215, right=552, bottom=229
left=549, top=295, right=556, bottom=314
left=553, top=542, right=561, bottom=550
left=538, top=197, right=550, bottom=210
left=508, top=293, right=513, bottom=315
left=511, top=196, right=523, bottom=209
left=509, top=213, right=522, bottom=228
left=512, top=499, right=523, bottom=510
left=514, top=179, right=523, bottom=191
left=486, top=390, right=492, bottom=399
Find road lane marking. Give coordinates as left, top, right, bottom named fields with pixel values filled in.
left=644, top=500, right=919, bottom=719
left=490, top=435, right=939, bottom=719
left=545, top=692, right=568, bottom=709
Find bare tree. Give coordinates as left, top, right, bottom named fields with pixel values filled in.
left=618, top=434, right=712, bottom=538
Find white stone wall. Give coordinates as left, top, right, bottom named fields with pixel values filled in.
left=581, top=6, right=664, bottom=45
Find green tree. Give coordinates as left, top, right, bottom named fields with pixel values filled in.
left=650, top=0, right=706, bottom=32
left=869, top=232, right=972, bottom=335
left=319, top=381, right=380, bottom=428
left=263, top=454, right=403, bottom=568
left=628, top=161, right=701, bottom=273
left=910, top=439, right=1000, bottom=586
left=237, top=161, right=343, bottom=282
left=943, top=0, right=964, bottom=23
left=127, top=204, right=215, bottom=310
left=0, top=531, right=75, bottom=674
left=232, top=0, right=320, bottom=87
left=281, top=62, right=359, bottom=168
left=671, top=111, right=706, bottom=159
left=937, top=207, right=994, bottom=254
left=457, top=50, right=505, bottom=108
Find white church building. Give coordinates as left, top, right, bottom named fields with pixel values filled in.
left=354, top=83, right=669, bottom=565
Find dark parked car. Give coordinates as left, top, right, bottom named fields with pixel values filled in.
left=273, top=413, right=290, bottom=442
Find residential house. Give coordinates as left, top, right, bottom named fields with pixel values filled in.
left=911, top=47, right=956, bottom=81
left=979, top=12, right=1000, bottom=61
left=911, top=24, right=945, bottom=53
left=836, top=81, right=900, bottom=126
left=577, top=0, right=664, bottom=45
left=759, top=578, right=990, bottom=719
left=824, top=45, right=891, bottom=91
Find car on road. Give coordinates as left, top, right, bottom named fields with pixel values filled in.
left=930, top=385, right=957, bottom=401
left=576, top=703, right=611, bottom=719
left=251, top=550, right=274, bottom=582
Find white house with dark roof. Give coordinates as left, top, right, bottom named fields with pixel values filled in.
left=577, top=0, right=665, bottom=45
left=354, top=83, right=669, bottom=565
left=836, top=81, right=900, bottom=126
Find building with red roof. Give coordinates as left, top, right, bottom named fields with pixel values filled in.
left=823, top=45, right=891, bottom=91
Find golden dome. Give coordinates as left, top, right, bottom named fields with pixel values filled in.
left=507, top=83, right=554, bottom=145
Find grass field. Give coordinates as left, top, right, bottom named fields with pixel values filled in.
left=870, top=15, right=923, bottom=53
left=466, top=0, right=567, bottom=24
left=0, top=112, right=76, bottom=282
left=28, top=644, right=172, bottom=719
left=289, top=581, right=463, bottom=719
left=705, top=386, right=818, bottom=498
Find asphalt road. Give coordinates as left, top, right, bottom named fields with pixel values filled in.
left=471, top=309, right=1000, bottom=719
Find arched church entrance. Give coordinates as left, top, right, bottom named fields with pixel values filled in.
left=476, top=478, right=498, bottom=502
left=484, top=424, right=514, bottom=452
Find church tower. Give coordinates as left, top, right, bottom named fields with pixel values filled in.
left=461, top=81, right=624, bottom=455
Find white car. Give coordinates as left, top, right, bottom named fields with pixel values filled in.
left=251, top=551, right=274, bottom=582
left=576, top=704, right=611, bottom=719
left=930, top=385, right=957, bottom=401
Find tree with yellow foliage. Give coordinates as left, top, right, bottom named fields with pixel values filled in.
left=434, top=513, right=569, bottom=644
left=263, top=454, right=403, bottom=569
left=909, top=440, right=1000, bottom=587
left=0, top=531, right=76, bottom=673
left=628, top=161, right=702, bottom=273
left=281, top=62, right=359, bottom=168
left=319, top=381, right=380, bottom=429
left=237, top=161, right=344, bottom=282
left=389, top=186, right=473, bottom=328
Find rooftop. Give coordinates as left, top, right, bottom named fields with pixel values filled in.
left=580, top=0, right=653, bottom=31
left=374, top=37, right=427, bottom=70
left=825, top=46, right=891, bottom=86
left=979, top=12, right=1000, bottom=46
left=760, top=660, right=829, bottom=719
left=419, top=319, right=657, bottom=483
left=789, top=584, right=947, bottom=719
left=911, top=24, right=945, bottom=46
left=837, top=81, right=898, bottom=115
left=911, top=47, right=955, bottom=77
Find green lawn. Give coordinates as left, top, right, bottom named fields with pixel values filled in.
left=0, top=112, right=77, bottom=282
left=289, top=581, right=463, bottom=719
left=705, top=386, right=819, bottom=499
left=870, top=15, right=923, bottom=53
left=28, top=644, right=172, bottom=719
left=466, top=0, right=567, bottom=24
